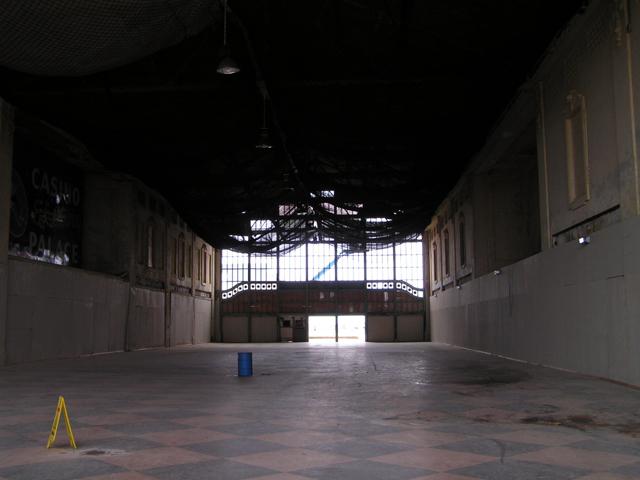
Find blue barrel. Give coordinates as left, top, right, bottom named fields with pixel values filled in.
left=238, top=352, right=253, bottom=376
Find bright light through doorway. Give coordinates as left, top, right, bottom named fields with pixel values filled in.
left=309, top=315, right=365, bottom=343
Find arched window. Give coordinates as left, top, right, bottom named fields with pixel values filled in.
left=444, top=229, right=450, bottom=277
left=147, top=219, right=156, bottom=268
left=171, top=237, right=177, bottom=275
left=137, top=222, right=145, bottom=265
left=157, top=232, right=164, bottom=271
left=432, top=241, right=438, bottom=282
left=196, top=247, right=201, bottom=281
left=186, top=243, right=192, bottom=279
left=459, top=213, right=466, bottom=268
left=208, top=251, right=213, bottom=285
left=178, top=233, right=185, bottom=278
left=565, top=90, right=589, bottom=209
left=202, top=246, right=208, bottom=283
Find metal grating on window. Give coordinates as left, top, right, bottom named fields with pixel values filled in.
left=221, top=228, right=424, bottom=317
left=337, top=244, right=365, bottom=281
left=366, top=245, right=394, bottom=282
left=308, top=243, right=336, bottom=281
left=395, top=239, right=423, bottom=289
left=545, top=73, right=559, bottom=108
left=564, top=46, right=580, bottom=84
left=221, top=250, right=249, bottom=290
left=251, top=251, right=277, bottom=283
left=587, top=14, right=607, bottom=59
left=279, top=244, right=307, bottom=282
left=222, top=240, right=423, bottom=291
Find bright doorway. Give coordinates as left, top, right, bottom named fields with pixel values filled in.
left=309, top=315, right=366, bottom=343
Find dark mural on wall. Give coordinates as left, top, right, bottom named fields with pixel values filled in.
left=9, top=140, right=83, bottom=267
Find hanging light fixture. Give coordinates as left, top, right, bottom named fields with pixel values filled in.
left=217, top=0, right=240, bottom=74
left=256, top=93, right=272, bottom=149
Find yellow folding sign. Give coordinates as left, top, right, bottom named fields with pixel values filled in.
left=46, top=396, right=77, bottom=449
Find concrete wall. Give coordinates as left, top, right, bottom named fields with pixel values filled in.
left=83, top=175, right=132, bottom=276
left=251, top=316, right=278, bottom=343
left=428, top=0, right=640, bottom=386
left=169, top=294, right=212, bottom=345
left=5, top=257, right=215, bottom=364
left=126, top=286, right=165, bottom=351
left=222, top=316, right=249, bottom=342
left=0, top=98, right=15, bottom=365
left=367, top=316, right=394, bottom=342
left=431, top=213, right=640, bottom=385
left=538, top=0, right=626, bottom=238
left=195, top=297, right=212, bottom=344
left=6, top=258, right=129, bottom=363
left=171, top=292, right=194, bottom=345
left=397, top=315, right=424, bottom=342
left=2, top=102, right=215, bottom=365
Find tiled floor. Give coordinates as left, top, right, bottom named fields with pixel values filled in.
left=1, top=342, right=640, bottom=479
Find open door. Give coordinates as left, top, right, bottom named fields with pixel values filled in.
left=308, top=315, right=365, bottom=343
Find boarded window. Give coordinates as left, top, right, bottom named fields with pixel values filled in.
left=157, top=234, right=164, bottom=271
left=137, top=223, right=145, bottom=265
left=179, top=234, right=185, bottom=278
left=147, top=224, right=154, bottom=268
left=565, top=91, right=589, bottom=209
left=186, top=244, right=191, bottom=279
left=432, top=242, right=438, bottom=282
left=196, top=249, right=201, bottom=281
left=171, top=237, right=177, bottom=274
left=203, top=247, right=208, bottom=283
left=444, top=230, right=450, bottom=277
left=459, top=213, right=466, bottom=268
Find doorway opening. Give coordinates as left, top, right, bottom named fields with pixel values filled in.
left=309, top=315, right=366, bottom=343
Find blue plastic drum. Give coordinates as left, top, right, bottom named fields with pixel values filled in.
left=238, top=352, right=253, bottom=376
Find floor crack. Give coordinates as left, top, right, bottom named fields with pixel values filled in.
left=490, top=439, right=507, bottom=464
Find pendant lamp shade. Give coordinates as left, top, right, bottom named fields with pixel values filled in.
left=217, top=0, right=239, bottom=74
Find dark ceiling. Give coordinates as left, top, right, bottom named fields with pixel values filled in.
left=0, top=0, right=587, bottom=252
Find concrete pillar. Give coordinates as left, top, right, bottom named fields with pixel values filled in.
left=0, top=99, right=16, bottom=366
left=190, top=231, right=196, bottom=345
left=213, top=249, right=222, bottom=342
left=612, top=0, right=640, bottom=220
left=125, top=185, right=137, bottom=352
left=536, top=82, right=553, bottom=250
left=163, top=209, right=171, bottom=348
left=472, top=175, right=494, bottom=277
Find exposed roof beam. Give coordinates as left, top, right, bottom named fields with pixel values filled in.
left=6, top=84, right=232, bottom=95
left=283, top=77, right=442, bottom=87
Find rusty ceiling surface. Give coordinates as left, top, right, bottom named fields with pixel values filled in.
left=0, top=0, right=587, bottom=251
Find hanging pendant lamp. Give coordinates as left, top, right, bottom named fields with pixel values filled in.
left=217, top=0, right=240, bottom=74
left=256, top=95, right=272, bottom=149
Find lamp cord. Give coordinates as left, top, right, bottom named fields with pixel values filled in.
left=223, top=0, right=228, bottom=45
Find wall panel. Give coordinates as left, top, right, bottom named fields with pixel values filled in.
left=222, top=316, right=249, bottom=343
left=431, top=216, right=640, bottom=386
left=194, top=297, right=212, bottom=344
left=397, top=315, right=424, bottom=342
left=171, top=293, right=194, bottom=346
left=251, top=316, right=278, bottom=343
left=128, top=287, right=165, bottom=350
left=366, top=316, right=394, bottom=342
left=6, top=258, right=129, bottom=364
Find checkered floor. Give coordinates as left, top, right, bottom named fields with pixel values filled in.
left=1, top=342, right=640, bottom=480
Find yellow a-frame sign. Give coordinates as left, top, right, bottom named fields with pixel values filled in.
left=46, top=396, right=77, bottom=449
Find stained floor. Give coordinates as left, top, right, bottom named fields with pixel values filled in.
left=1, top=342, right=640, bottom=480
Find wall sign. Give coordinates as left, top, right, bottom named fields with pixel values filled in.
left=9, top=140, right=83, bottom=267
